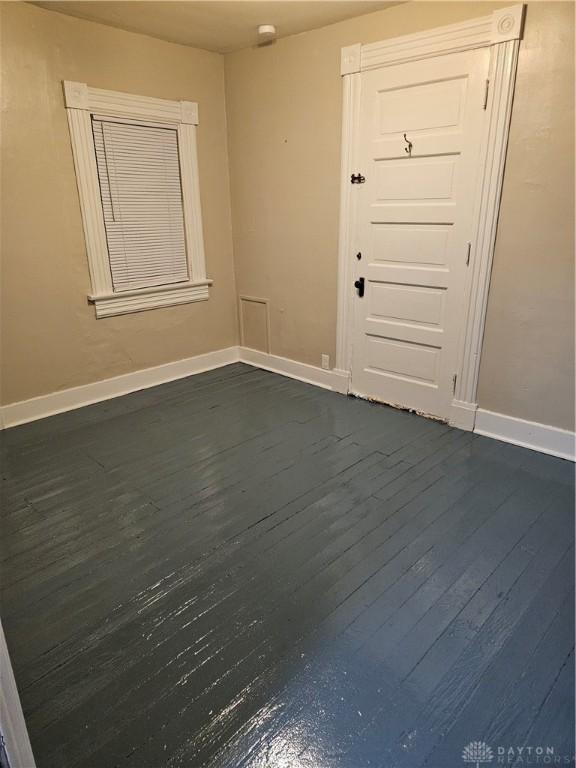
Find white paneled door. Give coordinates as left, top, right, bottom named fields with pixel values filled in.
left=350, top=48, right=490, bottom=419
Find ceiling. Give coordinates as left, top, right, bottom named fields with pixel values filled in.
left=32, top=1, right=401, bottom=53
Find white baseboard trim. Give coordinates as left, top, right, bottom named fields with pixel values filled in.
left=0, top=621, right=36, bottom=768
left=3, top=348, right=571, bottom=464
left=475, top=408, right=575, bottom=462
left=0, top=346, right=350, bottom=430
left=449, top=399, right=478, bottom=431
left=239, top=347, right=350, bottom=393
left=0, top=347, right=240, bottom=429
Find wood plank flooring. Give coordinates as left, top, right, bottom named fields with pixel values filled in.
left=1, top=363, right=574, bottom=768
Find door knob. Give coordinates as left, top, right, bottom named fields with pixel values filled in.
left=354, top=277, right=365, bottom=297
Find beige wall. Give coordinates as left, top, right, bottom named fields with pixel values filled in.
left=0, top=2, right=238, bottom=405
left=477, top=2, right=574, bottom=429
left=225, top=1, right=575, bottom=431
left=1, top=1, right=573, bottom=432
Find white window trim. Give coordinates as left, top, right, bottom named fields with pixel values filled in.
left=63, top=81, right=211, bottom=318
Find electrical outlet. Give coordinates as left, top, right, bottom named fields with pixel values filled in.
left=321, top=354, right=330, bottom=370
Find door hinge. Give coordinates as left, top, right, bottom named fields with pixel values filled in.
left=466, top=242, right=472, bottom=266
left=482, top=79, right=490, bottom=110
left=351, top=173, right=366, bottom=184
left=452, top=373, right=458, bottom=395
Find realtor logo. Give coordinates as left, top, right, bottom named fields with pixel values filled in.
left=462, top=741, right=494, bottom=767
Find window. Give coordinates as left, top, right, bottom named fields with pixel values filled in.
left=64, top=81, right=211, bottom=317
left=93, top=119, right=189, bottom=292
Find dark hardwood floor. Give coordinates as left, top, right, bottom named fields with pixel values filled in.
left=1, top=363, right=574, bottom=768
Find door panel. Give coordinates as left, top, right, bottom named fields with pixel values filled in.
left=375, top=157, right=457, bottom=201
left=371, top=224, right=450, bottom=267
left=351, top=48, right=488, bottom=418
left=369, top=283, right=445, bottom=326
left=377, top=78, right=466, bottom=134
left=364, top=336, right=440, bottom=385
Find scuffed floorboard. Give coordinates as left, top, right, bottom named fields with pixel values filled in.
left=1, top=363, right=574, bottom=767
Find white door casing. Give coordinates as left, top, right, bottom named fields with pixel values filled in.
left=336, top=5, right=525, bottom=429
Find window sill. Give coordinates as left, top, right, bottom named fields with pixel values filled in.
left=88, top=280, right=212, bottom=318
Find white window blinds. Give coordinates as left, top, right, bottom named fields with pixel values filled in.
left=92, top=119, right=189, bottom=292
